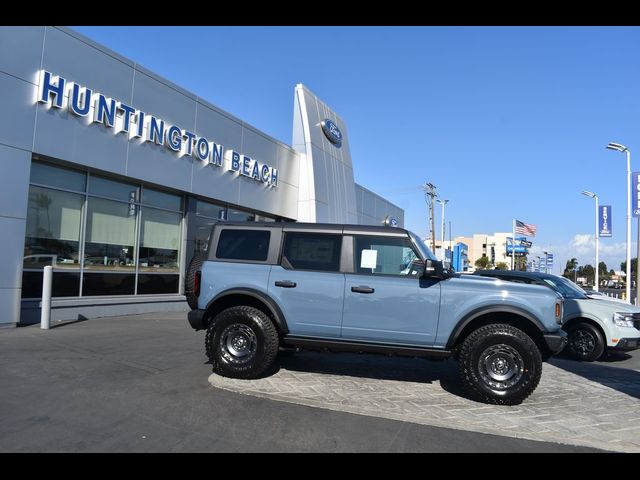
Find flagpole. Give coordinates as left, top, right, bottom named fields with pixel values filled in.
left=511, top=218, right=515, bottom=270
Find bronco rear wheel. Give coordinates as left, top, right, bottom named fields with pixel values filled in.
left=206, top=306, right=279, bottom=379
left=458, top=324, right=542, bottom=405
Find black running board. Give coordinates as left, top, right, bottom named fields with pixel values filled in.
left=282, top=336, right=453, bottom=359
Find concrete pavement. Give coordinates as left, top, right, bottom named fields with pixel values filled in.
left=0, top=313, right=618, bottom=452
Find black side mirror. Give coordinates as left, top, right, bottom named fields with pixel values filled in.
left=424, top=259, right=449, bottom=279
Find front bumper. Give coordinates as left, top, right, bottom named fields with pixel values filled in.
left=544, top=330, right=568, bottom=355
left=612, top=337, right=640, bottom=351
left=188, top=309, right=206, bottom=331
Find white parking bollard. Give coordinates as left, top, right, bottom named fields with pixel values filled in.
left=41, top=265, right=52, bottom=330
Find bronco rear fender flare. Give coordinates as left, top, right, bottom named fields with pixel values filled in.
left=446, top=305, right=546, bottom=349
left=205, top=288, right=289, bottom=335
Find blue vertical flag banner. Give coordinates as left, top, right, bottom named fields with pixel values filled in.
left=633, top=172, right=640, bottom=217
left=599, top=205, right=612, bottom=237
left=546, top=254, right=553, bottom=270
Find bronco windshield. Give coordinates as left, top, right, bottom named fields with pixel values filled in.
left=408, top=231, right=438, bottom=261
left=541, top=275, right=589, bottom=300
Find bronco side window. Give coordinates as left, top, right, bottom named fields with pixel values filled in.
left=354, top=235, right=421, bottom=276
left=281, top=232, right=341, bottom=272
left=216, top=229, right=270, bottom=261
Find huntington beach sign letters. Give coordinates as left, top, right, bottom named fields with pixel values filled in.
left=36, top=71, right=279, bottom=187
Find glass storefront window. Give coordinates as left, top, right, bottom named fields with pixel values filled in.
left=89, top=175, right=139, bottom=203
left=196, top=200, right=225, bottom=219
left=84, top=197, right=136, bottom=270
left=23, top=161, right=194, bottom=298
left=194, top=215, right=217, bottom=253
left=82, top=272, right=135, bottom=296
left=227, top=208, right=255, bottom=222
left=138, top=208, right=181, bottom=272
left=22, top=271, right=80, bottom=298
left=24, top=185, right=83, bottom=269
left=30, top=162, right=86, bottom=192
left=142, top=187, right=182, bottom=211
left=137, top=274, right=179, bottom=294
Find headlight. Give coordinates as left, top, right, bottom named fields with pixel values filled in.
left=613, top=312, right=636, bottom=328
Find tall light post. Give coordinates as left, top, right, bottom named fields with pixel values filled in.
left=436, top=199, right=449, bottom=261
left=607, top=142, right=631, bottom=301
left=423, top=182, right=438, bottom=253
left=581, top=191, right=599, bottom=291
left=543, top=250, right=549, bottom=273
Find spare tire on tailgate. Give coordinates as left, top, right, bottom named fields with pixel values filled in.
left=185, top=251, right=206, bottom=310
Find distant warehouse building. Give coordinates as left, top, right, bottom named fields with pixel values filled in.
left=0, top=26, right=403, bottom=327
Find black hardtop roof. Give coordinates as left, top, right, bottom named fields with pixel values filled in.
left=214, top=221, right=410, bottom=235
left=474, top=270, right=560, bottom=280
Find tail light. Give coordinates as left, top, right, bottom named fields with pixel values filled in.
left=194, top=271, right=201, bottom=297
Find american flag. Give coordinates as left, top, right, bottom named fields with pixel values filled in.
left=515, top=219, right=537, bottom=237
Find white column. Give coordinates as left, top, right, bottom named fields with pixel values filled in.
left=40, top=265, right=53, bottom=330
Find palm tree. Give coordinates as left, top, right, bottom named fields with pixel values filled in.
left=563, top=258, right=578, bottom=279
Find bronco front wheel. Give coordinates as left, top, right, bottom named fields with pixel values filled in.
left=458, top=324, right=542, bottom=405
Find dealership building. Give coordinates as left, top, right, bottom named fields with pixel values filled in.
left=0, top=26, right=404, bottom=327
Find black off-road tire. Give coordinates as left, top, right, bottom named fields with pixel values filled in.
left=564, top=322, right=605, bottom=362
left=185, top=252, right=206, bottom=310
left=205, top=306, right=279, bottom=379
left=458, top=324, right=542, bottom=405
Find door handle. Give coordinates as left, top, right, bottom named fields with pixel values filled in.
left=275, top=280, right=297, bottom=288
left=351, top=286, right=375, bottom=294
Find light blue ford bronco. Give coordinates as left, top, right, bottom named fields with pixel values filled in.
left=187, top=222, right=566, bottom=405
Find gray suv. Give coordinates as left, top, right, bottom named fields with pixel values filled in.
left=474, top=270, right=640, bottom=361
left=187, top=222, right=566, bottom=405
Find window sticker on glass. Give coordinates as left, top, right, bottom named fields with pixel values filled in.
left=360, top=249, right=378, bottom=269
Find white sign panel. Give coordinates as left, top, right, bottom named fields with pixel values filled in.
left=360, top=249, right=378, bottom=269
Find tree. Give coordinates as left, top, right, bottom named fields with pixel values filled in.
left=579, top=264, right=595, bottom=285
left=563, top=258, right=578, bottom=279
left=598, top=261, right=609, bottom=278
left=515, top=256, right=528, bottom=271
left=620, top=258, right=637, bottom=281
left=475, top=256, right=491, bottom=269
left=495, top=262, right=509, bottom=270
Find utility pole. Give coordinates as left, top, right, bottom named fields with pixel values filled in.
left=437, top=199, right=449, bottom=261
left=423, top=182, right=438, bottom=252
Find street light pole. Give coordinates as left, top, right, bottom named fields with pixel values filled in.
left=607, top=143, right=631, bottom=302
left=437, top=199, right=449, bottom=261
left=582, top=191, right=599, bottom=292
left=543, top=251, right=548, bottom=274
left=637, top=212, right=640, bottom=306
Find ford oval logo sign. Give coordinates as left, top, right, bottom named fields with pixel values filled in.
left=321, top=119, right=342, bottom=147
left=384, top=216, right=398, bottom=227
